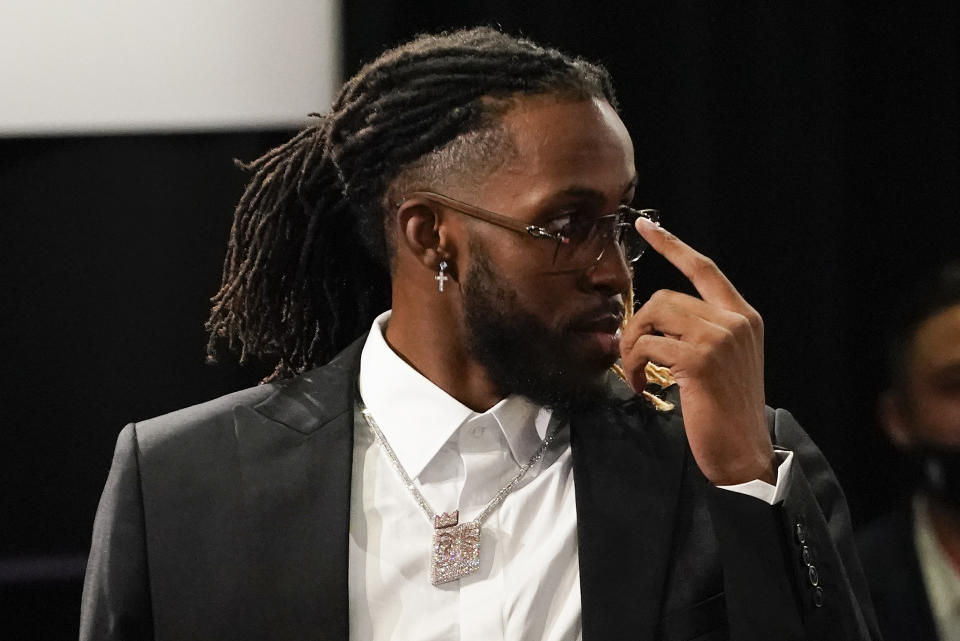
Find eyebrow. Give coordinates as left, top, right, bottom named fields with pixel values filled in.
left=548, top=175, right=639, bottom=203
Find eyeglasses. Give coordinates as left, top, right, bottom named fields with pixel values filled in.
left=400, top=191, right=660, bottom=271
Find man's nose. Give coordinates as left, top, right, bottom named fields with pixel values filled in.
left=584, top=244, right=632, bottom=296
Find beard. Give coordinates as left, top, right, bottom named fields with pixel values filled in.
left=461, top=245, right=620, bottom=413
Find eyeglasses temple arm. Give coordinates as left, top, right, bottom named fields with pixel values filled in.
left=404, top=191, right=569, bottom=243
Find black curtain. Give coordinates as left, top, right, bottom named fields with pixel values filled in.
left=0, top=131, right=288, bottom=635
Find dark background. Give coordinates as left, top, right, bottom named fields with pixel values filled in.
left=2, top=1, right=957, bottom=637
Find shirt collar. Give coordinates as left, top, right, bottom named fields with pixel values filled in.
left=358, top=310, right=551, bottom=478
left=913, top=495, right=960, bottom=622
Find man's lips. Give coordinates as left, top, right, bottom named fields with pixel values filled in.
left=569, top=312, right=625, bottom=363
left=570, top=313, right=624, bottom=335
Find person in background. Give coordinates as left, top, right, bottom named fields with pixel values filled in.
left=859, top=261, right=960, bottom=641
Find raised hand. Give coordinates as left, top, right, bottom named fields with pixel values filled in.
left=621, top=218, right=776, bottom=486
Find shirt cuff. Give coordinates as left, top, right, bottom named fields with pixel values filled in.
left=716, top=450, right=794, bottom=505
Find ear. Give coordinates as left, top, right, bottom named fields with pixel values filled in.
left=878, top=389, right=913, bottom=449
left=395, top=198, right=457, bottom=279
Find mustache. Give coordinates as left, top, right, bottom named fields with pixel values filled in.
left=566, top=299, right=626, bottom=329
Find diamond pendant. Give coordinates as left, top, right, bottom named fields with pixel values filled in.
left=430, top=511, right=481, bottom=585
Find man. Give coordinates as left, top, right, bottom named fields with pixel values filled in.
left=858, top=262, right=960, bottom=641
left=81, top=27, right=878, bottom=640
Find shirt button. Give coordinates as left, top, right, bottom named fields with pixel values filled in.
left=801, top=545, right=814, bottom=566
left=807, top=565, right=820, bottom=587
left=471, top=424, right=485, bottom=437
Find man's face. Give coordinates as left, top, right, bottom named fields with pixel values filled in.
left=452, top=95, right=637, bottom=407
left=898, top=303, right=960, bottom=447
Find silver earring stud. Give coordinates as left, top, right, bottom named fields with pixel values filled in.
left=435, top=260, right=449, bottom=292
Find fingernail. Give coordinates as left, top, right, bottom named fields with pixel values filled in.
left=636, top=217, right=662, bottom=230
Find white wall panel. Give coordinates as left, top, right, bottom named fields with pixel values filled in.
left=0, top=0, right=341, bottom=135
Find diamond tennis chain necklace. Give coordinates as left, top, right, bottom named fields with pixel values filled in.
left=356, top=394, right=561, bottom=586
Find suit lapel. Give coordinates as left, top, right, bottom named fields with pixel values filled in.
left=230, top=336, right=366, bottom=641
left=572, top=388, right=687, bottom=641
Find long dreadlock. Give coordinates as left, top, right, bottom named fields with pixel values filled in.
left=206, top=27, right=618, bottom=381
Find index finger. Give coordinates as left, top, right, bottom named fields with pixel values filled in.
left=635, top=217, right=748, bottom=311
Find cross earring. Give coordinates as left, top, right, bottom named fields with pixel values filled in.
left=435, top=261, right=449, bottom=292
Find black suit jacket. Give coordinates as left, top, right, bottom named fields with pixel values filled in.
left=858, top=500, right=940, bottom=641
left=81, top=336, right=880, bottom=640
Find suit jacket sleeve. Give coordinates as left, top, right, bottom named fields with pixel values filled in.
left=705, top=407, right=881, bottom=640
left=80, top=424, right=154, bottom=641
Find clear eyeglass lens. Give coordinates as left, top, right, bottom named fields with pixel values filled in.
left=624, top=209, right=661, bottom=263
left=617, top=225, right=643, bottom=263
left=554, top=215, right=620, bottom=267
left=553, top=208, right=660, bottom=267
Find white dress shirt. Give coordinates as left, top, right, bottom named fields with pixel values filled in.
left=913, top=495, right=960, bottom=641
left=348, top=310, right=792, bottom=641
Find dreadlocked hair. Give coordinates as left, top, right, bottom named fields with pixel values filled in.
left=206, top=26, right=618, bottom=381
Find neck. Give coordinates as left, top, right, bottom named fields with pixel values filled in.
left=926, top=494, right=960, bottom=576
left=386, top=291, right=505, bottom=413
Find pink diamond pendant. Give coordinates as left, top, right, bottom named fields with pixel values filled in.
left=430, top=511, right=481, bottom=585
